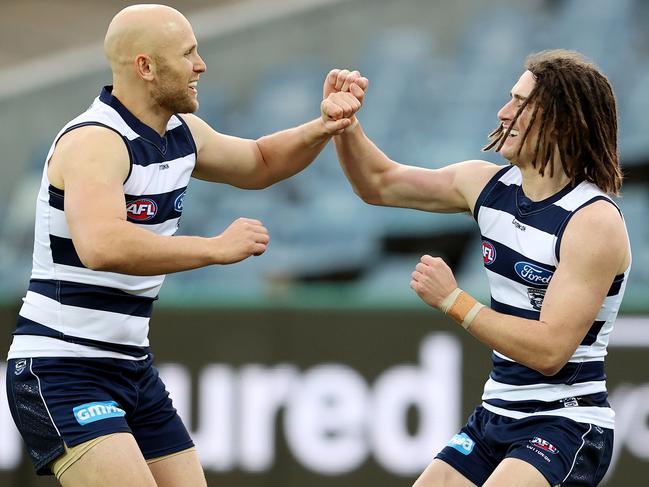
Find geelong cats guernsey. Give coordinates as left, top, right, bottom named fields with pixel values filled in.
left=8, top=86, right=196, bottom=360
left=474, top=165, right=629, bottom=429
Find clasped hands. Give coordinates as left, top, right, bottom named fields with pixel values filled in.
left=320, top=69, right=368, bottom=135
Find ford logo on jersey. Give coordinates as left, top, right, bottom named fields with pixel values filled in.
left=515, top=262, right=553, bottom=285
left=126, top=198, right=158, bottom=221
left=73, top=401, right=126, bottom=425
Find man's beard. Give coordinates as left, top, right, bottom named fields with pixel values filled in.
left=152, top=66, right=198, bottom=114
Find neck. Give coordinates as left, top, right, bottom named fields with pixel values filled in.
left=516, top=159, right=572, bottom=201
left=111, top=83, right=171, bottom=136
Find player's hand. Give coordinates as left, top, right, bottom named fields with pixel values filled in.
left=323, top=69, right=369, bottom=98
left=211, top=217, right=269, bottom=264
left=320, top=69, right=369, bottom=135
left=410, top=255, right=458, bottom=309
left=320, top=90, right=364, bottom=135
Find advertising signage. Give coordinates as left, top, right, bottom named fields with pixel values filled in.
left=1, top=309, right=648, bottom=486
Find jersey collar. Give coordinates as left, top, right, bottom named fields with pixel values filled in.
left=99, top=86, right=169, bottom=155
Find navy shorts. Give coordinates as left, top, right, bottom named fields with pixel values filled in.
left=436, top=406, right=613, bottom=486
left=5, top=354, right=193, bottom=475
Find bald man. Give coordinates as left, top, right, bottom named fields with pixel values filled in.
left=5, top=4, right=367, bottom=487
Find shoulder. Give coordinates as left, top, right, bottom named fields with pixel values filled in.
left=456, top=159, right=503, bottom=170
left=54, top=125, right=128, bottom=163
left=50, top=125, right=130, bottom=187
left=452, top=160, right=507, bottom=186
left=561, top=199, right=629, bottom=271
left=177, top=113, right=201, bottom=129
left=451, top=161, right=510, bottom=214
left=567, top=198, right=624, bottom=235
left=177, top=114, right=215, bottom=143
left=58, top=124, right=124, bottom=148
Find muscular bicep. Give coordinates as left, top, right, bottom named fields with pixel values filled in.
left=378, top=160, right=501, bottom=213
left=181, top=114, right=264, bottom=188
left=539, top=201, right=629, bottom=360
left=49, top=127, right=130, bottom=265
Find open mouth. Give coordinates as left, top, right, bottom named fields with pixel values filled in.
left=189, top=81, right=198, bottom=94
left=503, top=126, right=519, bottom=138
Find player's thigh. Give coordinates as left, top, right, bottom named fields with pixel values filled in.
left=412, top=459, right=477, bottom=487
left=59, top=432, right=156, bottom=487
left=483, top=457, right=556, bottom=487
left=147, top=447, right=207, bottom=487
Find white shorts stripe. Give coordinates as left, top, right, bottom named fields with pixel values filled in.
left=481, top=402, right=615, bottom=429
left=563, top=424, right=592, bottom=482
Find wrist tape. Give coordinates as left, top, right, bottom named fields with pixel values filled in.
left=440, top=288, right=484, bottom=330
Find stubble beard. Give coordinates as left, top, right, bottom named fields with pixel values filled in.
left=152, top=65, right=198, bottom=114
left=153, top=82, right=197, bottom=114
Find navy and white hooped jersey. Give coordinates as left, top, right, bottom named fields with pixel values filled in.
left=474, top=165, right=629, bottom=429
left=8, top=86, right=196, bottom=360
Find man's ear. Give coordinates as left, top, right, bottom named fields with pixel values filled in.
left=135, top=54, right=155, bottom=81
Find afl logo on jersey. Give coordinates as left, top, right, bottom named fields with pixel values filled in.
left=482, top=241, right=496, bottom=265
left=515, top=262, right=553, bottom=285
left=126, top=198, right=158, bottom=221
left=174, top=191, right=185, bottom=212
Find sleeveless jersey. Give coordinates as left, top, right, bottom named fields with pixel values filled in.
left=474, top=165, right=629, bottom=429
left=8, top=86, right=196, bottom=360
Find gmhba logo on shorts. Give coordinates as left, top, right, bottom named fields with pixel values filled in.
left=73, top=401, right=126, bottom=425
left=448, top=432, right=475, bottom=455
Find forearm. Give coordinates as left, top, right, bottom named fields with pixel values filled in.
left=465, top=307, right=568, bottom=375
left=333, top=122, right=395, bottom=205
left=74, top=220, right=220, bottom=276
left=254, top=118, right=331, bottom=187
left=436, top=288, right=568, bottom=374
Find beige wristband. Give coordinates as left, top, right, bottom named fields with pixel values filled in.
left=440, top=288, right=463, bottom=313
left=440, top=288, right=485, bottom=330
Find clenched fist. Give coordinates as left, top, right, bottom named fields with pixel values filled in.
left=210, top=217, right=270, bottom=264
left=323, top=69, right=369, bottom=98
left=320, top=68, right=369, bottom=135
left=410, top=254, right=458, bottom=309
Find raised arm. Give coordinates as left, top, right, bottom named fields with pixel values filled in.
left=411, top=200, right=631, bottom=374
left=182, top=79, right=366, bottom=189
left=49, top=126, right=270, bottom=276
left=322, top=69, right=500, bottom=214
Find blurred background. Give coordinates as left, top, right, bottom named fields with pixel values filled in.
left=0, top=0, right=647, bottom=485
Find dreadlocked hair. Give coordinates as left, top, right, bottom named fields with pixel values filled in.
left=483, top=49, right=622, bottom=195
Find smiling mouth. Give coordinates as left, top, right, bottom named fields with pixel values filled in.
left=503, top=127, right=519, bottom=138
